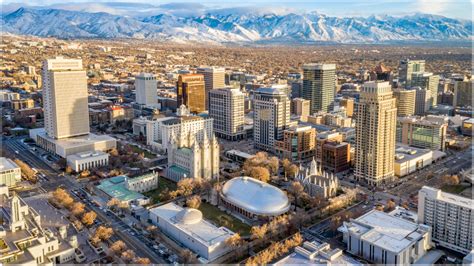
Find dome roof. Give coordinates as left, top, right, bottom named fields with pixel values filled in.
left=221, top=176, right=290, bottom=216
left=175, top=208, right=203, bottom=224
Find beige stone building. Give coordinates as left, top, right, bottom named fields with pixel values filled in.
left=396, top=115, right=448, bottom=151
left=291, top=98, right=310, bottom=121
left=354, top=81, right=397, bottom=186
left=196, top=67, right=226, bottom=108
left=208, top=88, right=245, bottom=140
left=296, top=158, right=339, bottom=199
left=393, top=88, right=416, bottom=116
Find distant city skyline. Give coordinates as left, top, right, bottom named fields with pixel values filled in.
left=1, top=0, right=472, bottom=19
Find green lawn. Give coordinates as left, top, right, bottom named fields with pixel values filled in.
left=143, top=177, right=177, bottom=203
left=130, top=145, right=156, bottom=159
left=441, top=184, right=468, bottom=194
left=199, top=202, right=251, bottom=236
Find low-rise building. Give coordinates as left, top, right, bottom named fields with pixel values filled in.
left=0, top=157, right=21, bottom=187
left=149, top=203, right=234, bottom=262
left=338, top=210, right=432, bottom=265
left=322, top=141, right=350, bottom=173
left=96, top=175, right=152, bottom=206
left=124, top=172, right=159, bottom=193
left=394, top=145, right=444, bottom=177
left=315, top=132, right=343, bottom=163
left=418, top=186, right=473, bottom=255
left=66, top=151, right=109, bottom=172
left=11, top=98, right=34, bottom=110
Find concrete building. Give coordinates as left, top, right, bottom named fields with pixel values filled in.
left=461, top=118, right=474, bottom=136
left=275, top=241, right=362, bottom=265
left=220, top=176, right=290, bottom=219
left=394, top=145, right=437, bottom=177
left=296, top=158, right=339, bottom=198
left=275, top=126, right=316, bottom=163
left=291, top=98, right=310, bottom=120
left=0, top=90, right=20, bottom=102
left=322, top=141, right=350, bottom=173
left=66, top=151, right=109, bottom=172
left=0, top=157, right=21, bottom=187
left=338, top=210, right=432, bottom=265
left=177, top=74, right=206, bottom=113
left=418, top=186, right=473, bottom=255
left=354, top=81, right=397, bottom=186
left=42, top=57, right=89, bottom=139
left=393, top=89, right=416, bottom=116
left=253, top=87, right=291, bottom=151
left=302, top=63, right=336, bottom=113
left=0, top=188, right=76, bottom=265
left=124, top=172, right=159, bottom=193
left=11, top=99, right=34, bottom=110
left=339, top=97, right=354, bottom=117
left=411, top=72, right=440, bottom=106
left=399, top=59, right=425, bottom=87
left=196, top=67, right=225, bottom=108
left=135, top=73, right=157, bottom=106
left=315, top=132, right=343, bottom=164
left=167, top=132, right=219, bottom=182
left=454, top=80, right=473, bottom=107
left=414, top=87, right=432, bottom=115
left=396, top=115, right=448, bottom=151
left=208, top=88, right=245, bottom=140
left=149, top=203, right=234, bottom=262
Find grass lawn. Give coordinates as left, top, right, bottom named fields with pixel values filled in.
left=130, top=145, right=156, bottom=159
left=441, top=184, right=468, bottom=194
left=143, top=177, right=177, bottom=203
left=199, top=202, right=251, bottom=236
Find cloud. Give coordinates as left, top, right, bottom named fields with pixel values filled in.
left=414, top=0, right=449, bottom=14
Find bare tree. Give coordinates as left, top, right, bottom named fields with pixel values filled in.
left=251, top=224, right=268, bottom=240
left=225, top=233, right=243, bottom=248
left=110, top=240, right=127, bottom=255
left=186, top=195, right=201, bottom=209
left=81, top=211, right=97, bottom=226
left=70, top=202, right=85, bottom=216
left=121, top=249, right=136, bottom=263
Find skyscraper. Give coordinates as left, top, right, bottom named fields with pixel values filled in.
left=399, top=59, right=425, bottom=87
left=411, top=72, right=440, bottom=106
left=42, top=57, right=89, bottom=139
left=302, top=63, right=336, bottom=113
left=253, top=87, right=291, bottom=151
left=196, top=67, right=226, bottom=108
left=354, top=81, right=397, bottom=186
left=135, top=73, right=157, bottom=106
left=453, top=80, right=473, bottom=107
left=393, top=88, right=416, bottom=116
left=208, top=88, right=245, bottom=140
left=414, top=87, right=432, bottom=115
left=177, top=74, right=206, bottom=113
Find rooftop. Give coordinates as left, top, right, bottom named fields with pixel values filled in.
left=419, top=186, right=473, bottom=209
left=30, top=128, right=116, bottom=149
left=66, top=150, right=108, bottom=161
left=394, top=145, right=434, bottom=163
left=96, top=175, right=145, bottom=202
left=221, top=176, right=290, bottom=216
left=0, top=157, right=19, bottom=171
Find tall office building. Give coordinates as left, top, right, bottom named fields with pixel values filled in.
left=414, top=87, right=432, bottom=115
left=208, top=88, right=245, bottom=140
left=354, top=81, right=397, bottom=186
left=42, top=57, right=89, bottom=139
left=399, top=59, right=425, bottom=87
left=393, top=89, right=416, bottom=116
left=135, top=73, right=157, bottom=106
left=253, top=87, right=291, bottom=151
left=411, top=72, right=440, bottom=106
left=302, top=63, right=336, bottom=113
left=396, top=115, right=448, bottom=151
left=177, top=74, right=206, bottom=113
left=418, top=186, right=473, bottom=255
left=196, top=67, right=226, bottom=108
left=453, top=80, right=473, bottom=107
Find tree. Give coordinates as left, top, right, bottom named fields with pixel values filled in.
left=268, top=156, right=279, bottom=175
left=249, top=166, right=270, bottom=183
left=186, top=195, right=201, bottom=209
left=107, top=198, right=120, bottom=210
left=52, top=188, right=74, bottom=208
left=442, top=174, right=460, bottom=185
left=65, top=166, right=73, bottom=174
left=385, top=199, right=396, bottom=212
left=94, top=226, right=114, bottom=242
left=110, top=240, right=127, bottom=255
left=82, top=211, right=97, bottom=226
left=251, top=224, right=268, bottom=240
left=288, top=164, right=299, bottom=178
left=134, top=257, right=151, bottom=264
left=80, top=169, right=91, bottom=177
left=180, top=249, right=197, bottom=264
left=70, top=202, right=85, bottom=216
left=289, top=181, right=305, bottom=209
left=225, top=233, right=243, bottom=248
left=146, top=225, right=159, bottom=237
left=177, top=178, right=195, bottom=197
left=14, top=158, right=37, bottom=182
left=72, top=219, right=83, bottom=231
left=375, top=205, right=384, bottom=211
left=121, top=249, right=136, bottom=263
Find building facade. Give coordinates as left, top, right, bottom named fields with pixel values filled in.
left=196, top=67, right=226, bottom=108
left=296, top=158, right=339, bottom=199
left=253, top=87, right=291, bottom=151
left=399, top=59, right=425, bottom=87
left=177, top=74, right=206, bottom=113
left=0, top=157, right=21, bottom=187
left=414, top=87, right=432, bottom=115
left=125, top=172, right=159, bottom=193
left=291, top=98, right=310, bottom=120
left=396, top=115, right=448, bottom=151
left=42, top=57, right=89, bottom=139
left=315, top=132, right=343, bottom=164
left=418, top=186, right=473, bottom=254
left=354, top=81, right=397, bottom=186
left=208, top=88, right=245, bottom=140
left=454, top=80, right=473, bottom=107
left=322, top=141, right=350, bottom=173
left=411, top=72, right=440, bottom=106
left=302, top=63, right=336, bottom=113
left=66, top=151, right=109, bottom=172
left=393, top=89, right=416, bottom=117
left=135, top=73, right=157, bottom=106
left=275, top=126, right=316, bottom=163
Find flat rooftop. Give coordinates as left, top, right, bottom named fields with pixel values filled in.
left=67, top=150, right=108, bottom=161
left=420, top=186, right=473, bottom=209
left=96, top=175, right=144, bottom=202
left=31, top=128, right=116, bottom=149
left=0, top=157, right=19, bottom=171
left=395, top=145, right=433, bottom=163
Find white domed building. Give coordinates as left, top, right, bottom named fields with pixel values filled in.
left=149, top=202, right=234, bottom=262
left=220, top=176, right=290, bottom=220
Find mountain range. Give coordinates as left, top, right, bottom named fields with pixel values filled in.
left=1, top=7, right=472, bottom=44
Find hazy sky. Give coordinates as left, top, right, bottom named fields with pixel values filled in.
left=1, top=0, right=472, bottom=19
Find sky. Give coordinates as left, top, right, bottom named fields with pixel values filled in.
left=1, top=0, right=472, bottom=19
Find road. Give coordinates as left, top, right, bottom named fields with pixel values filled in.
left=3, top=136, right=167, bottom=263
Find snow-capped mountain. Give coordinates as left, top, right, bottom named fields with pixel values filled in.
left=1, top=7, right=471, bottom=44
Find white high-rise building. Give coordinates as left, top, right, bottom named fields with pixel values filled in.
left=411, top=72, right=439, bottom=106
left=135, top=73, right=157, bottom=106
left=42, top=57, right=89, bottom=139
left=253, top=87, right=291, bottom=151
left=196, top=67, right=226, bottom=108
left=354, top=81, right=397, bottom=186
left=208, top=88, right=245, bottom=140
left=418, top=186, right=473, bottom=254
